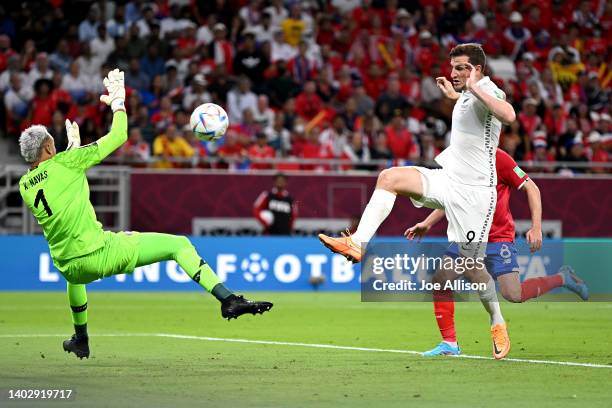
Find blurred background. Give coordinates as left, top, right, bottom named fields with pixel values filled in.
left=0, top=0, right=610, bottom=244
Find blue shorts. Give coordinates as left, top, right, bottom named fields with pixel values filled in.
left=446, top=242, right=519, bottom=280
left=484, top=242, right=519, bottom=279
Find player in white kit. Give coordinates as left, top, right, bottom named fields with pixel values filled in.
left=319, top=44, right=517, bottom=359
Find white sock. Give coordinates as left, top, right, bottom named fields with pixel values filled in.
left=443, top=340, right=458, bottom=348
left=478, top=276, right=505, bottom=326
left=352, top=189, right=397, bottom=245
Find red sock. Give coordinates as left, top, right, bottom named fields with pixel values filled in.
left=520, top=274, right=564, bottom=302
left=433, top=289, right=456, bottom=343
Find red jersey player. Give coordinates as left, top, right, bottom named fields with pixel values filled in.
left=405, top=148, right=589, bottom=358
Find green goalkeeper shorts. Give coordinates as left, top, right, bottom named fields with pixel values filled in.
left=55, top=231, right=140, bottom=284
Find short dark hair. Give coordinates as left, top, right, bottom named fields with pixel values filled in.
left=449, top=43, right=486, bottom=70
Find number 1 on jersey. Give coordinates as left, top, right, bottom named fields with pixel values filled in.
left=35, top=189, right=53, bottom=217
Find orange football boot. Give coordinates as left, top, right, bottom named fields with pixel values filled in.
left=318, top=230, right=362, bottom=263
left=491, top=323, right=511, bottom=360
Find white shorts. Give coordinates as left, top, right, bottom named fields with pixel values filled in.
left=409, top=167, right=496, bottom=256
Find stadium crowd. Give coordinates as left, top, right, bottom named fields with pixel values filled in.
left=0, top=0, right=610, bottom=173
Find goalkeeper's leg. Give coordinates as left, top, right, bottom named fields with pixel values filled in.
left=63, top=283, right=90, bottom=359
left=135, top=233, right=273, bottom=319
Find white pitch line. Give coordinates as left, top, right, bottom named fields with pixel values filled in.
left=1, top=333, right=611, bottom=370
left=154, top=333, right=612, bottom=370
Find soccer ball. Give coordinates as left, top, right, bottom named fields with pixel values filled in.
left=190, top=103, right=229, bottom=141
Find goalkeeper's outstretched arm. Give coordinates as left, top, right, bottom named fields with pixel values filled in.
left=96, top=110, right=128, bottom=160
left=96, top=68, right=128, bottom=160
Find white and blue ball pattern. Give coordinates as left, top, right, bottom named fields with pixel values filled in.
left=190, top=103, right=229, bottom=141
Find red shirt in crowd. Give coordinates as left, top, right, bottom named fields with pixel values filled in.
left=385, top=125, right=417, bottom=159
left=248, top=144, right=276, bottom=169
left=295, top=92, right=323, bottom=120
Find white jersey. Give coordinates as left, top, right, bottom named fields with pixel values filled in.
left=435, top=76, right=505, bottom=187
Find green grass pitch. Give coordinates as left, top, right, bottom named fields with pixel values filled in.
left=1, top=292, right=611, bottom=408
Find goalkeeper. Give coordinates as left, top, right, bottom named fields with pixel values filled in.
left=19, top=69, right=273, bottom=360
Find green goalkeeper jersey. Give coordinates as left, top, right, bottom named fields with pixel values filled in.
left=19, top=111, right=128, bottom=262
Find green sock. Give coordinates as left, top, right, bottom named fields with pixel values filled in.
left=67, top=283, right=88, bottom=338
left=176, top=247, right=224, bottom=292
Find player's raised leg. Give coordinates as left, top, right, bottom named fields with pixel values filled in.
left=135, top=232, right=273, bottom=319
left=63, top=283, right=90, bottom=359
left=318, top=167, right=424, bottom=262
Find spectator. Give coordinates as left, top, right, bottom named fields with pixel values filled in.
left=376, top=78, right=409, bottom=123
left=4, top=73, right=32, bottom=121
left=30, top=78, right=56, bottom=127
left=75, top=43, right=101, bottom=84
left=210, top=23, right=233, bottom=74
left=61, top=61, right=88, bottom=102
left=370, top=131, right=393, bottom=160
left=524, top=138, right=556, bottom=173
left=384, top=109, right=418, bottom=161
left=265, top=0, right=288, bottom=28
left=319, top=116, right=351, bottom=158
left=233, top=31, right=269, bottom=86
left=267, top=60, right=298, bottom=107
left=295, top=80, right=323, bottom=120
left=49, top=40, right=72, bottom=74
left=0, top=54, right=23, bottom=93
left=117, top=127, right=151, bottom=164
left=125, top=58, right=150, bottom=93
left=251, top=11, right=275, bottom=45
left=253, top=95, right=275, bottom=129
left=248, top=132, right=276, bottom=169
left=153, top=123, right=194, bottom=169
left=150, top=96, right=175, bottom=130
left=26, top=53, right=53, bottom=89
left=182, top=74, right=211, bottom=111
left=217, top=130, right=246, bottom=164
left=264, top=112, right=291, bottom=154
left=287, top=40, right=315, bottom=85
left=281, top=3, right=305, bottom=47
left=48, top=110, right=68, bottom=152
left=503, top=11, right=532, bottom=61
left=106, top=4, right=129, bottom=38
left=125, top=0, right=145, bottom=24
left=90, top=25, right=115, bottom=69
left=270, top=28, right=297, bottom=63
left=587, top=131, right=609, bottom=173
left=78, top=7, right=99, bottom=43
left=135, top=6, right=158, bottom=39
left=565, top=136, right=589, bottom=173
left=345, top=132, right=372, bottom=168
left=518, top=98, right=542, bottom=140
left=126, top=24, right=146, bottom=59
left=140, top=43, right=166, bottom=81
left=227, top=76, right=257, bottom=124
left=106, top=35, right=130, bottom=72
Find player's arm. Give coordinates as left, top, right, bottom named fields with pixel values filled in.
left=521, top=178, right=542, bottom=252
left=97, top=69, right=128, bottom=159
left=465, top=63, right=516, bottom=125
left=404, top=209, right=446, bottom=241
